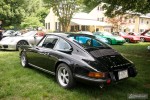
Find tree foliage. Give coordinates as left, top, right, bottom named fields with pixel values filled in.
left=106, top=15, right=129, bottom=31
left=0, top=0, right=26, bottom=28
left=21, top=17, right=43, bottom=29
left=45, top=0, right=83, bottom=32
left=0, top=0, right=48, bottom=29
left=83, top=0, right=150, bottom=17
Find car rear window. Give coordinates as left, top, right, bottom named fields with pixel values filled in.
left=68, top=35, right=109, bottom=49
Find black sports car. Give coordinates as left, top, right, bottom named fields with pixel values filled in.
left=19, top=33, right=137, bottom=89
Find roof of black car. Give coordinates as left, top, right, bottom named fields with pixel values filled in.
left=46, top=32, right=94, bottom=38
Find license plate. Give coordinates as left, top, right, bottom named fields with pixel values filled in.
left=118, top=70, right=128, bottom=80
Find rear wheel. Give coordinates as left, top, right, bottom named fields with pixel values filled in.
left=20, top=52, right=28, bottom=67
left=16, top=40, right=29, bottom=50
left=56, top=63, right=75, bottom=89
left=140, top=37, right=145, bottom=42
left=125, top=38, right=130, bottom=43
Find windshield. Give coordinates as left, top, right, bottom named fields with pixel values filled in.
left=3, top=30, right=15, bottom=35
left=68, top=35, right=109, bottom=49
left=78, top=31, right=93, bottom=35
left=145, top=32, right=150, bottom=36
left=120, top=32, right=127, bottom=36
left=22, top=31, right=36, bottom=37
left=101, top=31, right=113, bottom=36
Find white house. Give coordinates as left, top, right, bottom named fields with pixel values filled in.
left=45, top=8, right=112, bottom=32
left=45, top=4, right=150, bottom=33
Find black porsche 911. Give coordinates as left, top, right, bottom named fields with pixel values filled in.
left=19, top=33, right=137, bottom=89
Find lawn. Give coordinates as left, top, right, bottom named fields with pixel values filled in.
left=0, top=43, right=150, bottom=100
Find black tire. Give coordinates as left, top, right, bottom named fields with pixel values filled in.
left=56, top=63, right=75, bottom=89
left=16, top=40, right=29, bottom=50
left=20, top=52, right=28, bottom=67
left=125, top=38, right=130, bottom=43
left=107, top=38, right=112, bottom=44
left=140, top=37, right=145, bottom=42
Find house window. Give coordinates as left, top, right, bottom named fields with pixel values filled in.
left=55, top=22, right=60, bottom=30
left=45, top=23, right=47, bottom=29
left=133, top=19, right=135, bottom=23
left=99, top=7, right=104, bottom=11
left=132, top=29, right=134, bottom=32
left=140, top=29, right=144, bottom=32
left=99, top=17, right=104, bottom=22
left=48, top=23, right=50, bottom=30
left=97, top=6, right=99, bottom=10
left=129, top=19, right=131, bottom=23
left=141, top=19, right=143, bottom=23
left=147, top=21, right=149, bottom=24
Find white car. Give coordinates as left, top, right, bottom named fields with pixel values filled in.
left=148, top=46, right=150, bottom=51
left=2, top=30, right=15, bottom=38
left=0, top=31, right=44, bottom=50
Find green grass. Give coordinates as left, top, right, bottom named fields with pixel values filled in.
left=0, top=42, right=150, bottom=100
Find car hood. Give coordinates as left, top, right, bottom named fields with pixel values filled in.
left=112, top=36, right=125, bottom=40
left=124, top=35, right=140, bottom=40
left=0, top=36, right=26, bottom=43
left=104, top=35, right=125, bottom=40
left=86, top=48, right=132, bottom=71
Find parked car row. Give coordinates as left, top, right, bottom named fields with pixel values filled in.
left=79, top=30, right=150, bottom=44
left=1, top=30, right=150, bottom=51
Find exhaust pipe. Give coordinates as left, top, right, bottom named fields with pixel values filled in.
left=99, top=84, right=104, bottom=89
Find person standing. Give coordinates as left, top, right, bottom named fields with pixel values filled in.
left=0, top=29, right=3, bottom=40
left=0, top=21, right=2, bottom=40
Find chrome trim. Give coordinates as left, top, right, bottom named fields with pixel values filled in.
left=28, top=63, right=55, bottom=75
left=74, top=74, right=107, bottom=83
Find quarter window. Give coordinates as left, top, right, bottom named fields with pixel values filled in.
left=55, top=38, right=71, bottom=50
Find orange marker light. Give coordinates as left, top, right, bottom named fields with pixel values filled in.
left=88, top=72, right=105, bottom=78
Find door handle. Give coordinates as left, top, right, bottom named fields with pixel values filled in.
left=39, top=52, right=49, bottom=55
left=35, top=47, right=39, bottom=50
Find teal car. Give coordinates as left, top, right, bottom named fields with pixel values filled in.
left=93, top=31, right=126, bottom=45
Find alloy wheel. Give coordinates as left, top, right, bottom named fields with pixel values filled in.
left=140, top=37, right=145, bottom=42
left=16, top=41, right=28, bottom=50
left=125, top=38, right=130, bottom=43
left=21, top=54, right=26, bottom=67
left=21, top=52, right=28, bottom=67
left=58, top=67, right=69, bottom=87
left=56, top=63, right=75, bottom=89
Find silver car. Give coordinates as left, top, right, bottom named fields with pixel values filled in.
left=0, top=31, right=43, bottom=50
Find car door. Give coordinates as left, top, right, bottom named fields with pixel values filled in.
left=27, top=35, right=59, bottom=71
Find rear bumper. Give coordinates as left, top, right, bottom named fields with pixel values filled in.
left=74, top=74, right=111, bottom=85
left=74, top=67, right=137, bottom=85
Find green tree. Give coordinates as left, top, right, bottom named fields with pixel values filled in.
left=36, top=7, right=49, bottom=25
left=0, top=0, right=26, bottom=29
left=21, top=17, right=43, bottom=29
left=0, top=0, right=48, bottom=29
left=45, top=0, right=83, bottom=32
left=83, top=0, right=150, bottom=17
